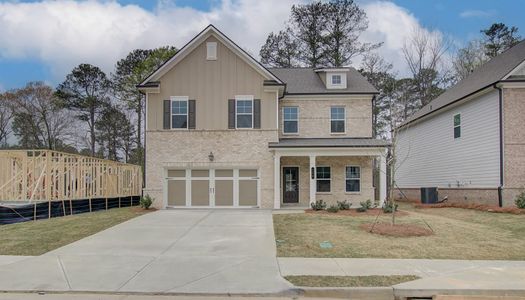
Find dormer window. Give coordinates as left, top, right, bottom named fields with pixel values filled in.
left=207, top=42, right=217, bottom=60
left=331, top=75, right=342, bottom=85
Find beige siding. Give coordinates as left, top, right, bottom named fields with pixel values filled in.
left=147, top=35, right=277, bottom=131
left=278, top=97, right=373, bottom=138
left=503, top=88, right=525, bottom=206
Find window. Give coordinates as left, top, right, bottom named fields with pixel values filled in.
left=346, top=166, right=361, bottom=192
left=454, top=113, right=461, bottom=139
left=171, top=98, right=188, bottom=129
left=206, top=42, right=217, bottom=60
left=330, top=106, right=345, bottom=133
left=316, top=166, right=331, bottom=192
left=236, top=97, right=253, bottom=128
left=331, top=74, right=342, bottom=85
left=283, top=107, right=298, bottom=134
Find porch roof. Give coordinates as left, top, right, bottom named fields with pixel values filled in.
left=268, top=138, right=390, bottom=149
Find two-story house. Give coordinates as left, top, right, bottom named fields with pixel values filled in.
left=138, top=25, right=388, bottom=210
left=395, top=40, right=525, bottom=207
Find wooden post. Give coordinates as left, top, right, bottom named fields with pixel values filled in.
left=33, top=203, right=37, bottom=221
left=89, top=198, right=92, bottom=212
left=62, top=200, right=66, bottom=216
left=105, top=197, right=108, bottom=210
left=69, top=198, right=73, bottom=216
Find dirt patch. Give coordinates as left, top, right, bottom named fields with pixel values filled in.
left=414, top=203, right=525, bottom=215
left=360, top=222, right=433, bottom=237
left=305, top=208, right=409, bottom=217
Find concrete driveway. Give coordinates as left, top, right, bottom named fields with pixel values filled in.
left=0, top=210, right=292, bottom=294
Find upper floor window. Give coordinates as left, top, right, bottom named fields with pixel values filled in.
left=171, top=97, right=188, bottom=129
left=330, top=106, right=345, bottom=133
left=206, top=42, right=217, bottom=60
left=454, top=113, right=461, bottom=139
left=346, top=166, right=361, bottom=192
left=316, top=166, right=331, bottom=193
left=283, top=107, right=298, bottom=134
left=331, top=74, right=342, bottom=85
left=236, top=97, right=253, bottom=129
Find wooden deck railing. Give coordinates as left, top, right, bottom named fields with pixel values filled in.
left=0, top=150, right=142, bottom=203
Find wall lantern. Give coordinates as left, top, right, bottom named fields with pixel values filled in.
left=208, top=152, right=215, bottom=162
left=311, top=167, right=315, bottom=179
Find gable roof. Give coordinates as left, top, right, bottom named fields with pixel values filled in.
left=401, top=39, right=525, bottom=128
left=269, top=67, right=378, bottom=95
left=139, top=24, right=283, bottom=86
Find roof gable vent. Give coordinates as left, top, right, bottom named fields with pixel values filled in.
left=206, top=42, right=217, bottom=60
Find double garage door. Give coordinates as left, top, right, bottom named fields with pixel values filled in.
left=166, top=169, right=259, bottom=207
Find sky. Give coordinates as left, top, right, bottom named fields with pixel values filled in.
left=0, top=0, right=524, bottom=91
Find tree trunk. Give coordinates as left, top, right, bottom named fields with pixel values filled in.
left=90, top=107, right=96, bottom=156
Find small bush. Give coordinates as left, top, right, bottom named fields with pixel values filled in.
left=140, top=194, right=153, bottom=209
left=337, top=200, right=351, bottom=210
left=327, top=205, right=340, bottom=213
left=382, top=201, right=398, bottom=213
left=360, top=199, right=373, bottom=209
left=356, top=206, right=367, bottom=213
left=515, top=191, right=525, bottom=209
left=311, top=199, right=327, bottom=211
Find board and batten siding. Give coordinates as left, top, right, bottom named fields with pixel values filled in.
left=395, top=89, right=500, bottom=189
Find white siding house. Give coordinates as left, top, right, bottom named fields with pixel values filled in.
left=396, top=90, right=500, bottom=189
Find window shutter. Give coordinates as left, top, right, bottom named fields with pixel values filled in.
left=188, top=99, right=196, bottom=129
left=163, top=100, right=170, bottom=129
left=253, top=99, right=261, bottom=129
left=228, top=99, right=235, bottom=129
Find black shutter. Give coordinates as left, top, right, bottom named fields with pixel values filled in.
left=253, top=99, right=261, bottom=129
left=188, top=100, right=196, bottom=129
left=163, top=100, right=170, bottom=129
left=228, top=99, right=235, bottom=129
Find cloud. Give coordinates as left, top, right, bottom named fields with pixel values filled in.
left=0, top=0, right=445, bottom=84
left=460, top=9, right=495, bottom=18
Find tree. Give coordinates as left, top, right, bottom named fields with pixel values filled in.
left=324, top=0, right=382, bottom=67
left=481, top=23, right=521, bottom=58
left=56, top=64, right=111, bottom=156
left=359, top=53, right=396, bottom=138
left=259, top=29, right=299, bottom=67
left=290, top=1, right=328, bottom=67
left=452, top=39, right=487, bottom=81
left=7, top=82, right=72, bottom=150
left=402, top=27, right=451, bottom=107
left=112, top=46, right=177, bottom=164
left=95, top=104, right=134, bottom=161
left=0, top=92, right=13, bottom=147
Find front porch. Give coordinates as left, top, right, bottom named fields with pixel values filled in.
left=270, top=139, right=388, bottom=209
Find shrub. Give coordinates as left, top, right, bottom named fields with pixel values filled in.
left=327, top=205, right=340, bottom=213
left=515, top=191, right=525, bottom=209
left=311, top=199, right=327, bottom=211
left=140, top=194, right=153, bottom=209
left=337, top=200, right=351, bottom=210
left=382, top=201, right=398, bottom=213
left=356, top=206, right=367, bottom=213
left=357, top=199, right=373, bottom=212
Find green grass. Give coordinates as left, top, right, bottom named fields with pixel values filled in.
left=273, top=203, right=525, bottom=260
left=285, top=275, right=420, bottom=287
left=0, top=207, right=151, bottom=256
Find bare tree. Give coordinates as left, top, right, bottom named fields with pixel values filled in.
left=452, top=40, right=487, bottom=81
left=0, top=92, right=13, bottom=147
left=402, top=27, right=452, bottom=107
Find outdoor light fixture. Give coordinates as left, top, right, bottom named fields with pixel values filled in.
left=208, top=152, right=214, bottom=162
left=311, top=167, right=315, bottom=179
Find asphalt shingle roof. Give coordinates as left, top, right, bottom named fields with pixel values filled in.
left=268, top=138, right=390, bottom=148
left=269, top=67, right=378, bottom=94
left=402, top=39, right=525, bottom=127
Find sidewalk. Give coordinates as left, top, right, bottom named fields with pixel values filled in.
left=278, top=258, right=525, bottom=298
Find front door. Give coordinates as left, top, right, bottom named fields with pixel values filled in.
left=283, top=167, right=299, bottom=203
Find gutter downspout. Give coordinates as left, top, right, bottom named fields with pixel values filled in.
left=494, top=84, right=504, bottom=207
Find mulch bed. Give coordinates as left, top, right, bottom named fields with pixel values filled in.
left=414, top=202, right=525, bottom=215
left=305, top=208, right=409, bottom=217
left=360, top=222, right=434, bottom=237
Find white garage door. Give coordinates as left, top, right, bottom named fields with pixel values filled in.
left=166, top=169, right=259, bottom=208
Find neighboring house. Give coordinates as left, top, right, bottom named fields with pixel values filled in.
left=395, top=40, right=525, bottom=207
left=137, top=25, right=388, bottom=209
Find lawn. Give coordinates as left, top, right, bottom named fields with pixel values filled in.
left=273, top=203, right=525, bottom=260
left=285, top=275, right=420, bottom=287
left=0, top=207, right=151, bottom=256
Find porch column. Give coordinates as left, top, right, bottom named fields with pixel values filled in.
left=379, top=152, right=387, bottom=207
left=274, top=153, right=281, bottom=209
left=309, top=155, right=316, bottom=206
